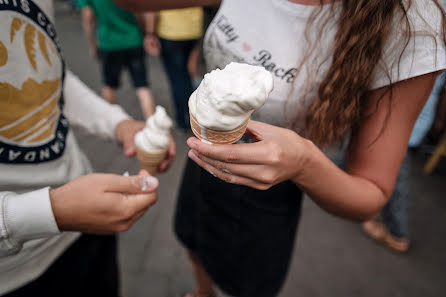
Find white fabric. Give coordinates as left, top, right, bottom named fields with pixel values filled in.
left=203, top=0, right=446, bottom=131
left=0, top=0, right=130, bottom=294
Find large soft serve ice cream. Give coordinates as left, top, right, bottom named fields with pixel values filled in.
left=134, top=106, right=172, bottom=152
left=189, top=62, right=273, bottom=131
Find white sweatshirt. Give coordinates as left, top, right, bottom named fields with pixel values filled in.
left=0, top=0, right=130, bottom=294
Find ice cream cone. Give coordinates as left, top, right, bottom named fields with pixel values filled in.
left=189, top=103, right=249, bottom=144
left=136, top=147, right=167, bottom=175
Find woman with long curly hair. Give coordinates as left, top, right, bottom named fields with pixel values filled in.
left=118, top=0, right=445, bottom=296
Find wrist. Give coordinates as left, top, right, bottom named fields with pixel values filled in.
left=49, top=186, right=68, bottom=231
left=291, top=137, right=318, bottom=185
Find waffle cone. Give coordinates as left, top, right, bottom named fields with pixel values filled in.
left=136, top=147, right=167, bottom=175
left=189, top=103, right=249, bottom=144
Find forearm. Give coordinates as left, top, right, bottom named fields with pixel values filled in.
left=136, top=12, right=156, bottom=35
left=81, top=8, right=97, bottom=51
left=144, top=12, right=157, bottom=35
left=292, top=142, right=386, bottom=221
left=115, top=0, right=220, bottom=11
left=63, top=70, right=131, bottom=139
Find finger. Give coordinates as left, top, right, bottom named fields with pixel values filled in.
left=188, top=150, right=270, bottom=190
left=123, top=136, right=137, bottom=156
left=190, top=150, right=271, bottom=183
left=126, top=192, right=158, bottom=215
left=138, top=169, right=149, bottom=176
left=158, top=157, right=173, bottom=173
left=186, top=137, right=271, bottom=164
left=104, top=174, right=159, bottom=194
left=244, top=120, right=267, bottom=142
left=126, top=206, right=150, bottom=226
left=158, top=136, right=176, bottom=172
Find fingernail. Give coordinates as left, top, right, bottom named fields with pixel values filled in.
left=188, top=150, right=196, bottom=159
left=122, top=171, right=130, bottom=177
left=141, top=176, right=158, bottom=191
left=187, top=138, right=197, bottom=149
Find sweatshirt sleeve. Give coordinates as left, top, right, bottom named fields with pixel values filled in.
left=0, top=188, right=60, bottom=257
left=63, top=70, right=131, bottom=140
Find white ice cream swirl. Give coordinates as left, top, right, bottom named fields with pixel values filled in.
left=189, top=62, right=273, bottom=131
left=134, top=106, right=172, bottom=152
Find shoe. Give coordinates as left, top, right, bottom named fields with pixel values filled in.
left=362, top=221, right=410, bottom=253
left=362, top=221, right=387, bottom=242
left=384, top=234, right=410, bottom=253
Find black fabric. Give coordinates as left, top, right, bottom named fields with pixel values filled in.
left=99, top=47, right=148, bottom=88
left=4, top=234, right=119, bottom=297
left=174, top=159, right=302, bottom=297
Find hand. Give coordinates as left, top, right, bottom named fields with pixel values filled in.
left=158, top=134, right=176, bottom=173
left=186, top=120, right=313, bottom=190
left=50, top=171, right=159, bottom=234
left=89, top=45, right=99, bottom=60
left=115, top=119, right=146, bottom=157
left=144, top=34, right=160, bottom=56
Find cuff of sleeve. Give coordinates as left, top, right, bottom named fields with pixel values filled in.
left=4, top=187, right=60, bottom=244
left=107, top=104, right=132, bottom=141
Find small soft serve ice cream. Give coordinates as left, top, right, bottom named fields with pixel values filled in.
left=188, top=62, right=273, bottom=143
left=134, top=106, right=172, bottom=174
left=135, top=105, right=172, bottom=153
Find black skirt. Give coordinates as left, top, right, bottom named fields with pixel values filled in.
left=174, top=159, right=303, bottom=297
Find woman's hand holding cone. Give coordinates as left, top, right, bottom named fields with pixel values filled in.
left=186, top=120, right=313, bottom=190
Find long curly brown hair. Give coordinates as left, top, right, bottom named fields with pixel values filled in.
left=302, top=0, right=446, bottom=146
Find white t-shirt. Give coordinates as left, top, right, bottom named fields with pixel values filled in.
left=203, top=0, right=446, bottom=131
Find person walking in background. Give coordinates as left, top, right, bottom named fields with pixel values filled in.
left=362, top=73, right=446, bottom=253
left=79, top=0, right=156, bottom=118
left=145, top=7, right=204, bottom=130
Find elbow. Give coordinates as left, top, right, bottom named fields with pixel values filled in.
left=347, top=196, right=387, bottom=222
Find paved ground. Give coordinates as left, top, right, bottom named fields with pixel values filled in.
left=56, top=7, right=446, bottom=297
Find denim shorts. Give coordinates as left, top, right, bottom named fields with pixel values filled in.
left=174, top=159, right=303, bottom=297
left=99, top=47, right=148, bottom=88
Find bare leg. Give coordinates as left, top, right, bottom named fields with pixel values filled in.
left=187, top=43, right=200, bottom=79
left=186, top=250, right=217, bottom=297
left=136, top=87, right=156, bottom=119
left=102, top=86, right=116, bottom=104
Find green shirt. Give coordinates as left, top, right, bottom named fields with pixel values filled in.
left=77, top=0, right=143, bottom=51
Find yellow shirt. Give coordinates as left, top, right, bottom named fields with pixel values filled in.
left=157, top=7, right=204, bottom=41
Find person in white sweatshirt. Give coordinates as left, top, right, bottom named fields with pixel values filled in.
left=0, top=0, right=174, bottom=295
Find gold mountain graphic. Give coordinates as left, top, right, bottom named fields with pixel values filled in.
left=0, top=79, right=60, bottom=143
left=0, top=17, right=61, bottom=145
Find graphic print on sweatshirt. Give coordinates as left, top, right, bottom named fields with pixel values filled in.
left=0, top=0, right=68, bottom=164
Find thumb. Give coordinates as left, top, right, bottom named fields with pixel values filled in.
left=104, top=174, right=159, bottom=194
left=123, top=135, right=136, bottom=156
left=245, top=120, right=270, bottom=142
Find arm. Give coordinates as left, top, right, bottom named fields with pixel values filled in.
left=114, top=0, right=220, bottom=12
left=63, top=70, right=131, bottom=140
left=81, top=6, right=98, bottom=59
left=186, top=72, right=437, bottom=221
left=0, top=173, right=158, bottom=257
left=141, top=12, right=161, bottom=56
left=136, top=12, right=156, bottom=36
